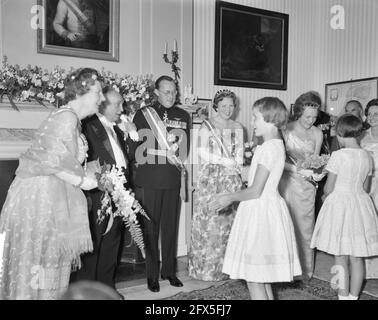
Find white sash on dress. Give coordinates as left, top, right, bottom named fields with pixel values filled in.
left=0, top=232, right=5, bottom=281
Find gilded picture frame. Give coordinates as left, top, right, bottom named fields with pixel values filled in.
left=37, top=0, right=120, bottom=61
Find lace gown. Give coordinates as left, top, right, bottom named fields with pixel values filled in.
left=188, top=124, right=243, bottom=281
left=0, top=108, right=92, bottom=300
left=311, top=149, right=378, bottom=257
left=279, top=131, right=317, bottom=279
left=222, top=139, right=301, bottom=282
left=361, top=130, right=378, bottom=278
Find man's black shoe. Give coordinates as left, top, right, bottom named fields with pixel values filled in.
left=161, top=275, right=183, bottom=287
left=147, top=278, right=160, bottom=292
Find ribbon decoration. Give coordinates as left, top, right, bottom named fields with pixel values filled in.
left=141, top=106, right=187, bottom=201
left=62, top=0, right=95, bottom=32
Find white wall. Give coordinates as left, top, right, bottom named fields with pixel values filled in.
left=1, top=0, right=193, bottom=88
left=312, top=0, right=378, bottom=96
left=0, top=0, right=2, bottom=59
left=193, top=0, right=378, bottom=134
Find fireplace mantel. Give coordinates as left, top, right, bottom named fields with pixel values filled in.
left=0, top=101, right=55, bottom=159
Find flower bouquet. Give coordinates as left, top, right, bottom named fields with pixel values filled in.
left=296, top=154, right=330, bottom=186
left=241, top=141, right=256, bottom=187
left=92, top=161, right=150, bottom=258
left=243, top=141, right=256, bottom=166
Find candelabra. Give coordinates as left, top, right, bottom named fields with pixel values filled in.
left=163, top=40, right=181, bottom=103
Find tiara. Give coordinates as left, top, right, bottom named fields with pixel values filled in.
left=214, top=89, right=235, bottom=98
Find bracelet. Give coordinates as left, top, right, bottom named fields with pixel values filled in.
left=75, top=176, right=84, bottom=188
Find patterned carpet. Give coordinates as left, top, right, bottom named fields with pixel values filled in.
left=166, top=277, right=378, bottom=300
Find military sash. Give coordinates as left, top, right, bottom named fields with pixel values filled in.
left=141, top=106, right=187, bottom=201
left=203, top=120, right=241, bottom=175
left=62, top=0, right=93, bottom=31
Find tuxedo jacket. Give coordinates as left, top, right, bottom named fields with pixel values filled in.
left=82, top=114, right=129, bottom=168
left=81, top=115, right=131, bottom=241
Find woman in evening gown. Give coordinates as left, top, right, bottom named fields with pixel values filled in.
left=279, top=92, right=323, bottom=280
left=188, top=89, right=243, bottom=281
left=361, top=99, right=378, bottom=279
left=0, top=68, right=104, bottom=299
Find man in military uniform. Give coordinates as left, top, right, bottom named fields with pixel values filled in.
left=129, top=75, right=190, bottom=292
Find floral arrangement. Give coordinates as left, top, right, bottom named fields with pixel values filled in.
left=0, top=56, right=69, bottom=110
left=94, top=162, right=150, bottom=258
left=0, top=56, right=155, bottom=114
left=297, top=154, right=330, bottom=174
left=100, top=69, right=155, bottom=117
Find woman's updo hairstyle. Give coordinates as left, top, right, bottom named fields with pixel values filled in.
left=365, top=98, right=378, bottom=117
left=63, top=68, right=102, bottom=104
left=335, top=113, right=363, bottom=138
left=253, top=97, right=288, bottom=130
left=213, top=89, right=237, bottom=111
left=292, top=91, right=321, bottom=121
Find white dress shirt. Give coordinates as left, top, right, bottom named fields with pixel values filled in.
left=97, top=113, right=127, bottom=169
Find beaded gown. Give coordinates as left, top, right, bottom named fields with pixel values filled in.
left=0, top=108, right=92, bottom=300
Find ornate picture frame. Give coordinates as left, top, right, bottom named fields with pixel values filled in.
left=214, top=0, right=289, bottom=90
left=192, top=98, right=212, bottom=124
left=325, top=77, right=378, bottom=116
left=37, top=0, right=120, bottom=61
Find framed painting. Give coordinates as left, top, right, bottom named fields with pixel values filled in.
left=192, top=98, right=212, bottom=124
left=325, top=77, right=378, bottom=116
left=214, top=0, right=289, bottom=90
left=37, top=0, right=119, bottom=61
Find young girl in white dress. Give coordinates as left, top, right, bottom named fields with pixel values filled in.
left=210, top=97, right=302, bottom=300
left=311, top=114, right=378, bottom=300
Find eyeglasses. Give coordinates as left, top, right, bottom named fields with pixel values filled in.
left=159, top=90, right=177, bottom=97
left=368, top=112, right=378, bottom=118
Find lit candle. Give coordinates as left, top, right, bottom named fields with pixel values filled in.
left=173, top=39, right=177, bottom=52
left=164, top=42, right=168, bottom=55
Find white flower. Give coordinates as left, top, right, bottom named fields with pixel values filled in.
left=245, top=151, right=253, bottom=158
left=167, top=133, right=176, bottom=143
left=129, top=131, right=139, bottom=142
left=35, top=79, right=42, bottom=87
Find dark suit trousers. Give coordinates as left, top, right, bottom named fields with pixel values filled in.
left=135, top=187, right=181, bottom=279
left=73, top=189, right=123, bottom=289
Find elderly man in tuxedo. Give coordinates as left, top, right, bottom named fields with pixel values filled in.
left=72, top=87, right=134, bottom=295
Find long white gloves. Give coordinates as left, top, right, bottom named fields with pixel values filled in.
left=55, top=171, right=98, bottom=190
